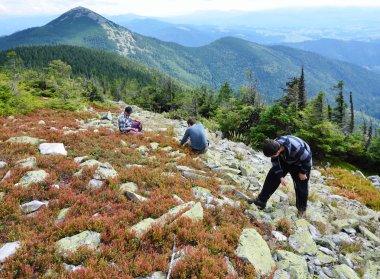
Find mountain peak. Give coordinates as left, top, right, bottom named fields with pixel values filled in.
left=51, top=6, right=110, bottom=25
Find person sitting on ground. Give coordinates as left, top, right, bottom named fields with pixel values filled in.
left=118, top=106, right=143, bottom=135
left=180, top=118, right=208, bottom=154
left=247, top=135, right=312, bottom=218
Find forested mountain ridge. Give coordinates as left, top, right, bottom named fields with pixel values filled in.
left=1, top=7, right=380, bottom=119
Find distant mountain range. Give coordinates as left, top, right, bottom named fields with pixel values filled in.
left=1, top=7, right=380, bottom=119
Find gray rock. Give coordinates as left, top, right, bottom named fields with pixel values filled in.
left=56, top=230, right=101, bottom=254
left=150, top=142, right=159, bottom=150
left=332, top=264, right=360, bottom=279
left=235, top=228, right=275, bottom=276
left=213, top=166, right=241, bottom=175
left=56, top=208, right=70, bottom=223
left=322, top=267, right=335, bottom=278
left=273, top=269, right=290, bottom=279
left=183, top=171, right=209, bottom=180
left=135, top=271, right=166, bottom=279
left=272, top=231, right=288, bottom=242
left=0, top=241, right=21, bottom=263
left=20, top=200, right=48, bottom=214
left=131, top=218, right=156, bottom=238
left=332, top=219, right=360, bottom=231
left=363, top=260, right=380, bottom=279
left=233, top=189, right=250, bottom=200
left=275, top=250, right=308, bottom=278
left=0, top=161, right=7, bottom=169
left=180, top=202, right=203, bottom=221
left=15, top=170, right=49, bottom=188
left=172, top=194, right=184, bottom=204
left=359, top=226, right=380, bottom=245
left=289, top=230, right=318, bottom=255
left=15, top=157, right=37, bottom=169
left=0, top=192, right=4, bottom=201
left=225, top=256, right=238, bottom=277
left=93, top=162, right=118, bottom=180
left=101, top=112, right=113, bottom=121
left=88, top=179, right=103, bottom=189
left=7, top=136, right=45, bottom=145
left=119, top=182, right=138, bottom=193
left=126, top=191, right=147, bottom=202
left=63, top=263, right=83, bottom=273
left=80, top=159, right=101, bottom=168
left=74, top=156, right=89, bottom=164
left=38, top=120, right=46, bottom=125
left=1, top=170, right=11, bottom=181
left=39, top=143, right=67, bottom=156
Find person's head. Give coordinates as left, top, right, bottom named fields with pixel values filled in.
left=187, top=118, right=197, bottom=127
left=263, top=139, right=282, bottom=157
left=124, top=106, right=133, bottom=115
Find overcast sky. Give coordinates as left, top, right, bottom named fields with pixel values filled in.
left=1, top=0, right=380, bottom=17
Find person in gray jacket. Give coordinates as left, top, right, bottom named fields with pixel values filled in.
left=248, top=135, right=312, bottom=218
left=180, top=119, right=208, bottom=153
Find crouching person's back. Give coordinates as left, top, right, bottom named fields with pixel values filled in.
left=180, top=119, right=208, bottom=154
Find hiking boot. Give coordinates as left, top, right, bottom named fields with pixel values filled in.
left=297, top=210, right=306, bottom=219
left=247, top=197, right=266, bottom=210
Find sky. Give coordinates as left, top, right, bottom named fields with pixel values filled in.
left=1, top=0, right=380, bottom=17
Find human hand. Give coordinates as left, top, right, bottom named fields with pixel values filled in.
left=280, top=177, right=288, bottom=186
left=299, top=173, right=307, bottom=180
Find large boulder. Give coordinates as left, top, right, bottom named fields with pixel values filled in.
left=15, top=170, right=49, bottom=188
left=0, top=241, right=21, bottom=263
left=180, top=202, right=203, bottom=221
left=39, top=143, right=67, bottom=156
left=332, top=264, right=360, bottom=279
left=235, top=228, right=275, bottom=276
left=56, top=231, right=101, bottom=254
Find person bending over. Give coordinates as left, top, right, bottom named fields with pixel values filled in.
left=180, top=119, right=208, bottom=154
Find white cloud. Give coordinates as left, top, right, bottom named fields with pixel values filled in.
left=0, top=0, right=379, bottom=16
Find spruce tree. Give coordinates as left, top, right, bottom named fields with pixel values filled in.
left=327, top=104, right=332, bottom=121
left=298, top=66, right=307, bottom=110
left=365, top=120, right=373, bottom=151
left=333, top=80, right=347, bottom=129
left=349, top=91, right=354, bottom=133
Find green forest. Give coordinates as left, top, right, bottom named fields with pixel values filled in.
left=1, top=46, right=379, bottom=173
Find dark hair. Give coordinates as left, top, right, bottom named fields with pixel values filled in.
left=263, top=139, right=280, bottom=157
left=125, top=106, right=132, bottom=114
left=187, top=118, right=196, bottom=126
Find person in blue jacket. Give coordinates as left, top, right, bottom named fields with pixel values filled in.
left=180, top=119, right=208, bottom=154
left=248, top=135, right=312, bottom=218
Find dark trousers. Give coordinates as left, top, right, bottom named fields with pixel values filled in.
left=258, top=162, right=310, bottom=212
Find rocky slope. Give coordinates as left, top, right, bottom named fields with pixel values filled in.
left=0, top=103, right=379, bottom=278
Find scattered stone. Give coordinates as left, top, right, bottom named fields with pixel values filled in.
left=56, top=231, right=101, bottom=254
left=131, top=218, right=156, bottom=238
left=15, top=157, right=37, bottom=169
left=180, top=202, right=203, bottom=221
left=135, top=271, right=166, bottom=279
left=213, top=166, right=241, bottom=175
left=120, top=140, right=128, bottom=147
left=74, top=156, right=89, bottom=164
left=363, top=260, right=380, bottom=279
left=63, top=263, right=83, bottom=273
left=80, top=159, right=101, bottom=168
left=0, top=241, right=21, bottom=263
left=1, top=170, right=11, bottom=182
left=20, top=200, right=48, bottom=214
left=88, top=179, right=103, bottom=189
left=273, top=269, right=290, bottom=279
left=173, top=194, right=184, bottom=204
left=359, top=226, right=380, bottom=245
left=288, top=230, right=318, bottom=255
left=272, top=231, right=288, bottom=242
left=137, top=145, right=149, bottom=153
left=0, top=192, right=4, bottom=201
left=101, top=112, right=113, bottom=121
left=15, top=170, right=49, bottom=188
left=332, top=219, right=360, bottom=231
left=38, top=120, right=46, bottom=125
left=235, top=228, right=275, bottom=276
left=233, top=189, right=250, bottom=200
left=56, top=208, right=70, bottom=223
left=126, top=191, right=147, bottom=202
left=6, top=136, right=45, bottom=145
left=332, top=264, right=360, bottom=279
left=119, top=182, right=138, bottom=193
left=93, top=162, right=118, bottom=180
left=0, top=161, right=7, bottom=169
left=39, top=143, right=67, bottom=156
left=275, top=250, right=308, bottom=278
left=225, top=256, right=238, bottom=277
left=150, top=142, right=159, bottom=150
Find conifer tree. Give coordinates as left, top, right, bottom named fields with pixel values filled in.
left=280, top=77, right=299, bottom=108
left=327, top=104, right=332, bottom=121
left=298, top=66, right=307, bottom=110
left=349, top=91, right=354, bottom=133
left=333, top=80, right=347, bottom=129
left=365, top=120, right=373, bottom=151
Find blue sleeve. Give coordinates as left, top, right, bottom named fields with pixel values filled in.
left=180, top=129, right=190, bottom=145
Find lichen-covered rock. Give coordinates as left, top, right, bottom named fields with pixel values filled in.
left=39, top=143, right=68, bottom=156
left=363, top=260, right=380, bottom=279
left=7, top=136, right=45, bottom=145
left=0, top=241, right=21, bottom=263
left=119, top=182, right=138, bottom=193
left=181, top=202, right=203, bottom=221
left=131, top=218, right=156, bottom=238
left=56, top=208, right=70, bottom=223
left=332, top=219, right=360, bottom=231
left=80, top=159, right=101, bottom=168
left=0, top=161, right=7, bottom=169
left=126, top=191, right=147, bottom=202
left=16, top=157, right=37, bottom=169
left=359, top=226, right=380, bottom=245
left=93, top=162, right=118, bottom=180
left=332, top=264, right=360, bottom=279
left=15, top=170, right=49, bottom=188
left=288, top=230, right=318, bottom=255
left=56, top=231, right=101, bottom=254
left=275, top=250, right=308, bottom=278
left=235, top=228, right=275, bottom=276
